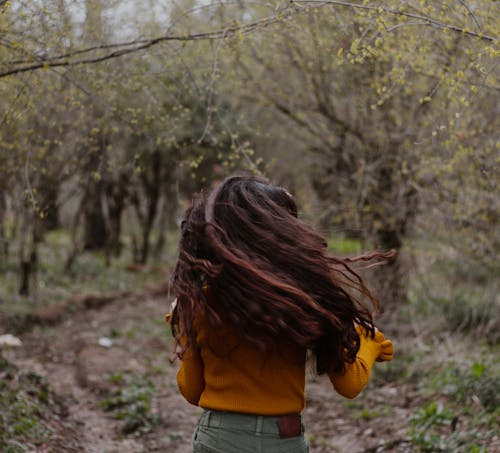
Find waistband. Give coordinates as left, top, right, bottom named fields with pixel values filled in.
left=198, top=410, right=303, bottom=437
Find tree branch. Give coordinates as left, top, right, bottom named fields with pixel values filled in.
left=292, top=0, right=497, bottom=42
left=1, top=0, right=496, bottom=79
left=0, top=8, right=295, bottom=79
left=458, top=0, right=482, bottom=31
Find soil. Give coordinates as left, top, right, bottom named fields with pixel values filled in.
left=4, top=293, right=417, bottom=453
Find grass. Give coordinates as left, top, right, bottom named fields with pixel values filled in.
left=408, top=357, right=499, bottom=451
left=0, top=228, right=173, bottom=328
left=407, top=240, right=499, bottom=342
left=100, top=373, right=162, bottom=435
left=0, top=357, right=55, bottom=453
left=408, top=399, right=496, bottom=452
left=365, top=342, right=499, bottom=452
left=327, top=234, right=362, bottom=255
left=370, top=240, right=500, bottom=451
left=400, top=246, right=500, bottom=451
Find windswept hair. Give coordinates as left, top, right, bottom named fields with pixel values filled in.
left=171, top=174, right=394, bottom=374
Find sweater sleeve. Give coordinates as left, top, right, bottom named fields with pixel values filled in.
left=176, top=336, right=205, bottom=406
left=328, top=326, right=391, bottom=399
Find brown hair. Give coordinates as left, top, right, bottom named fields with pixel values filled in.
left=171, top=174, right=393, bottom=374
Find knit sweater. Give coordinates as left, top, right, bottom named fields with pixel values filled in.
left=174, top=314, right=394, bottom=415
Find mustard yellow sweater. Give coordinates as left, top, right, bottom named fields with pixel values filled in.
left=173, top=314, right=394, bottom=415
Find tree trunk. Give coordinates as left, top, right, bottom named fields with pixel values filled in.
left=366, top=157, right=418, bottom=315
left=83, top=178, right=107, bottom=250
left=153, top=157, right=180, bottom=260
left=19, top=249, right=37, bottom=296
left=153, top=196, right=168, bottom=260
left=0, top=193, right=7, bottom=268
left=369, top=229, right=409, bottom=318
left=18, top=209, right=42, bottom=297
left=131, top=149, right=162, bottom=265
left=82, top=128, right=110, bottom=251
left=104, top=172, right=129, bottom=259
left=39, top=180, right=60, bottom=231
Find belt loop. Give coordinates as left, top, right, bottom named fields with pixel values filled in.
left=205, top=410, right=212, bottom=427
left=255, top=415, right=263, bottom=436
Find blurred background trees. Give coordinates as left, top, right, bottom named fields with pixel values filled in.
left=0, top=0, right=498, bottom=313
left=217, top=0, right=499, bottom=309
left=1, top=4, right=498, bottom=451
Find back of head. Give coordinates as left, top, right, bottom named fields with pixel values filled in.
left=172, top=173, right=377, bottom=374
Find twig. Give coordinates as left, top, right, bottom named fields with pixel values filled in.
left=292, top=0, right=497, bottom=42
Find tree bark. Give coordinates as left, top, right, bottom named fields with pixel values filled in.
left=139, top=150, right=162, bottom=264
left=369, top=229, right=408, bottom=318
left=0, top=192, right=7, bottom=267
left=104, top=171, right=130, bottom=259
left=18, top=208, right=42, bottom=297
left=83, top=178, right=107, bottom=250
left=38, top=178, right=60, bottom=231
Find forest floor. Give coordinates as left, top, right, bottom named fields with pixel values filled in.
left=2, top=285, right=498, bottom=453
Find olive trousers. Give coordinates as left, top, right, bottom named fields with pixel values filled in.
left=192, top=410, right=309, bottom=453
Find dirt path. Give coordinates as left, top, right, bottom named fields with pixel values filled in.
left=5, top=294, right=415, bottom=452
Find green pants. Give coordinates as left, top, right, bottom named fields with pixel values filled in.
left=192, top=410, right=309, bottom=453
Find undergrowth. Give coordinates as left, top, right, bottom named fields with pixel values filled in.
left=0, top=229, right=171, bottom=329
left=100, top=373, right=162, bottom=435
left=0, top=357, right=59, bottom=452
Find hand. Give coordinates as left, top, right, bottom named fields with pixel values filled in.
left=376, top=339, right=394, bottom=362
left=354, top=324, right=394, bottom=362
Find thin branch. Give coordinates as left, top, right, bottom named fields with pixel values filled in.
left=216, top=110, right=264, bottom=176
left=458, top=0, right=482, bottom=32
left=292, top=0, right=497, bottom=42
left=0, top=8, right=293, bottom=79
left=0, top=34, right=204, bottom=78
left=386, top=20, right=430, bottom=33
left=1, top=0, right=496, bottom=79
left=1, top=32, right=115, bottom=112
left=198, top=28, right=228, bottom=144
left=411, top=68, right=500, bottom=92
left=0, top=84, right=26, bottom=129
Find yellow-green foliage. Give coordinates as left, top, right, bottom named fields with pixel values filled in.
left=0, top=0, right=497, bottom=299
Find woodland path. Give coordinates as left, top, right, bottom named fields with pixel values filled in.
left=5, top=292, right=414, bottom=452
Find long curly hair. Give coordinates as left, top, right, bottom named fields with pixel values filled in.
left=171, top=174, right=394, bottom=374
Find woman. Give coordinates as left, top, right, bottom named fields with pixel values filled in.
left=168, top=174, right=394, bottom=453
